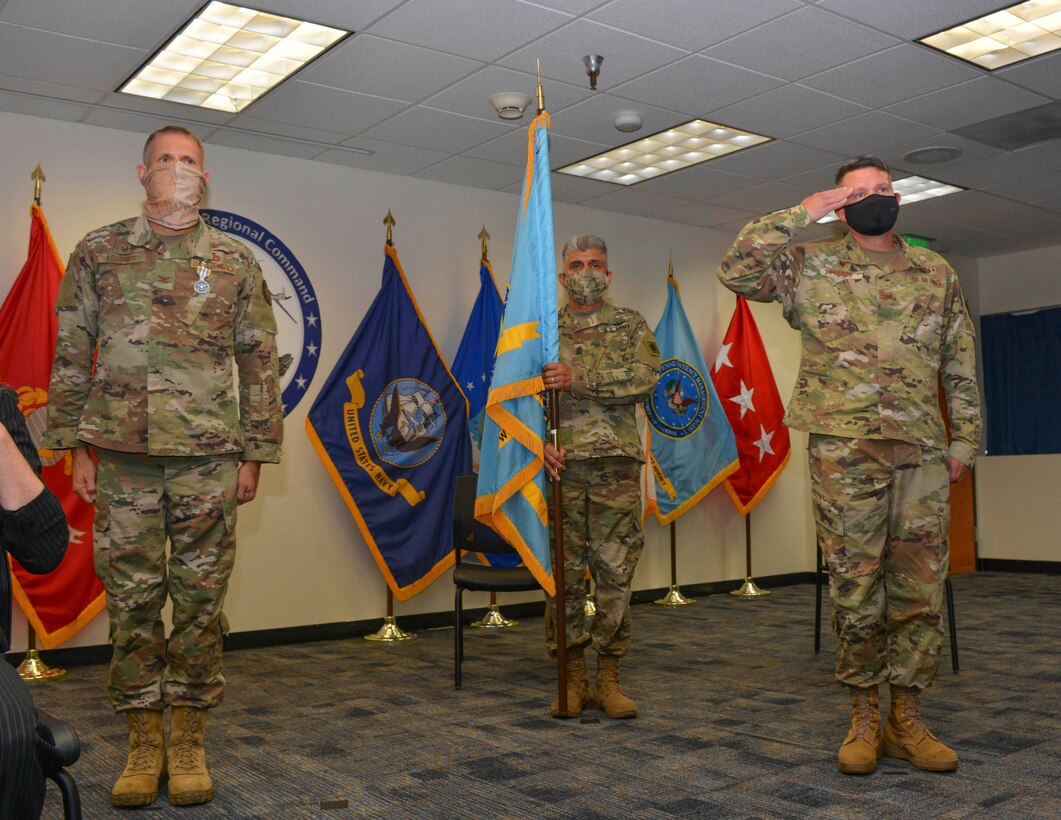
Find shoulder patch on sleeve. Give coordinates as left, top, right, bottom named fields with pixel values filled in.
left=643, top=338, right=660, bottom=358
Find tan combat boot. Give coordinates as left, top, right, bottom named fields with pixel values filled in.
left=550, top=649, right=590, bottom=718
left=838, top=685, right=883, bottom=774
left=111, top=709, right=166, bottom=807
left=884, top=685, right=959, bottom=772
left=167, top=707, right=215, bottom=805
left=594, top=655, right=637, bottom=719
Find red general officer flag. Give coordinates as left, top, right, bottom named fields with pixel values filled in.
left=711, top=296, right=791, bottom=515
left=0, top=205, right=105, bottom=648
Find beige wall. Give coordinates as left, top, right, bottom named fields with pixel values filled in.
left=1, top=111, right=991, bottom=651
left=974, top=246, right=1061, bottom=562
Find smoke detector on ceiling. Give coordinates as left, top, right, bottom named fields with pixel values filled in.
left=614, top=112, right=642, bottom=132
left=902, top=146, right=963, bottom=164
left=488, top=92, right=532, bottom=120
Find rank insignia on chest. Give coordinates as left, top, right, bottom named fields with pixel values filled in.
left=194, top=261, right=211, bottom=294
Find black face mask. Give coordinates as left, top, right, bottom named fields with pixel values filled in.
left=842, top=194, right=899, bottom=236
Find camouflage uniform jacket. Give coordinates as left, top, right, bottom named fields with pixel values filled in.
left=558, top=302, right=661, bottom=462
left=717, top=205, right=981, bottom=466
left=43, top=215, right=283, bottom=462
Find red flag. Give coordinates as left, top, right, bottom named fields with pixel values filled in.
left=0, top=205, right=105, bottom=648
left=711, top=296, right=791, bottom=515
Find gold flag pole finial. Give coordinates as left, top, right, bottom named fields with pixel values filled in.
left=384, top=209, right=396, bottom=246
left=478, top=225, right=490, bottom=262
left=536, top=59, right=545, bottom=114
left=668, top=249, right=674, bottom=279
left=31, top=164, right=45, bottom=206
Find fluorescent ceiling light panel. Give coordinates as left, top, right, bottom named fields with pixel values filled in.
left=556, top=120, right=771, bottom=186
left=817, top=175, right=966, bottom=223
left=918, top=0, right=1061, bottom=69
left=120, top=2, right=348, bottom=112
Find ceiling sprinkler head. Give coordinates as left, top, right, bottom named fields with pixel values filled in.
left=583, top=54, right=603, bottom=90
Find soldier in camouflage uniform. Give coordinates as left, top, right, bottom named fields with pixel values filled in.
left=43, top=125, right=283, bottom=807
left=717, top=156, right=980, bottom=775
left=542, top=235, right=660, bottom=719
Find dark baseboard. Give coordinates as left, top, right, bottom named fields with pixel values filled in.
left=978, top=558, right=1061, bottom=575
left=1, top=570, right=813, bottom=670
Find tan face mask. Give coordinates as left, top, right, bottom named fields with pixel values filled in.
left=142, top=161, right=206, bottom=230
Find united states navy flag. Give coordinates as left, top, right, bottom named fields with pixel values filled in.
left=306, top=245, right=470, bottom=600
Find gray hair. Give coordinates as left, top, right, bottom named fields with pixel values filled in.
left=561, top=234, right=608, bottom=262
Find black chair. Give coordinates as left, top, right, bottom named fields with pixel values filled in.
left=453, top=475, right=540, bottom=689
left=814, top=541, right=960, bottom=673
left=2, top=545, right=82, bottom=820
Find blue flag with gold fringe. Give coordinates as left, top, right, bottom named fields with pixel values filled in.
left=306, top=244, right=469, bottom=600
left=451, top=260, right=504, bottom=454
left=474, top=112, right=558, bottom=595
left=644, top=274, right=739, bottom=525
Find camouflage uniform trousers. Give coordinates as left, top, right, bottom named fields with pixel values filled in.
left=545, top=457, right=645, bottom=658
left=809, top=434, right=950, bottom=690
left=94, top=448, right=238, bottom=712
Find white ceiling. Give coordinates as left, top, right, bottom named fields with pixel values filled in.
left=1, top=0, right=1060, bottom=257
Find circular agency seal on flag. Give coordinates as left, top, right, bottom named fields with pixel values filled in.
left=646, top=359, right=708, bottom=439
left=201, top=209, right=321, bottom=416
left=370, top=378, right=447, bottom=468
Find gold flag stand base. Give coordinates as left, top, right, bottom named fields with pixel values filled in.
left=363, top=616, right=416, bottom=642
left=17, top=650, right=67, bottom=683
left=730, top=577, right=771, bottom=599
left=653, top=585, right=696, bottom=607
left=583, top=599, right=596, bottom=617
left=469, top=604, right=518, bottom=629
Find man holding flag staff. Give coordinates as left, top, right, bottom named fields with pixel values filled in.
left=543, top=235, right=660, bottom=719
left=717, top=156, right=980, bottom=775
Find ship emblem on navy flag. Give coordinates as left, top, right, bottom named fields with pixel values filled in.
left=371, top=378, right=446, bottom=467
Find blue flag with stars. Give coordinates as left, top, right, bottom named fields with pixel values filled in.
left=306, top=244, right=470, bottom=600
left=474, top=112, right=558, bottom=595
left=644, top=274, right=738, bottom=524
left=451, top=260, right=504, bottom=455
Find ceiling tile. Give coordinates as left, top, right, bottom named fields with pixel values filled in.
left=360, top=106, right=513, bottom=153
left=654, top=201, right=759, bottom=228
left=789, top=111, right=940, bottom=157
left=500, top=19, right=685, bottom=89
left=703, top=6, right=898, bottom=81
left=547, top=93, right=685, bottom=144
left=610, top=55, right=784, bottom=116
left=1011, top=140, right=1061, bottom=169
left=206, top=129, right=326, bottom=160
left=935, top=153, right=1058, bottom=191
left=0, top=0, right=202, bottom=48
left=367, top=0, right=570, bottom=61
left=224, top=116, right=349, bottom=146
left=513, top=173, right=618, bottom=203
left=589, top=0, right=802, bottom=52
left=708, top=141, right=847, bottom=181
left=710, top=84, right=866, bottom=139
left=707, top=181, right=807, bottom=214
left=985, top=170, right=1061, bottom=205
left=886, top=78, right=1051, bottom=131
left=80, top=108, right=220, bottom=140
left=802, top=44, right=980, bottom=109
left=579, top=188, right=695, bottom=217
left=530, top=0, right=609, bottom=12
left=244, top=81, right=406, bottom=135
left=468, top=130, right=608, bottom=168
left=992, top=52, right=1061, bottom=100
left=414, top=155, right=524, bottom=189
left=876, top=134, right=1004, bottom=177
left=319, top=139, right=450, bottom=176
left=94, top=91, right=235, bottom=125
left=815, top=0, right=1021, bottom=40
left=0, top=23, right=146, bottom=92
left=0, top=74, right=106, bottom=105
left=299, top=35, right=482, bottom=103
left=423, top=66, right=591, bottom=122
left=0, top=90, right=90, bottom=122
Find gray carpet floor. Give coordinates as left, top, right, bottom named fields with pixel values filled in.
left=28, top=572, right=1061, bottom=819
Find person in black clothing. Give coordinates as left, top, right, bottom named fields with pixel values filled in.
left=0, top=384, right=69, bottom=819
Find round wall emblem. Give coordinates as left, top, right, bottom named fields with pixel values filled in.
left=645, top=359, right=708, bottom=439
left=202, top=209, right=321, bottom=416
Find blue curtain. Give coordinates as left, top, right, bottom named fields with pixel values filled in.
left=981, top=306, right=1061, bottom=455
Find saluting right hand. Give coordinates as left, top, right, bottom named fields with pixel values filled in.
left=801, top=187, right=853, bottom=223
